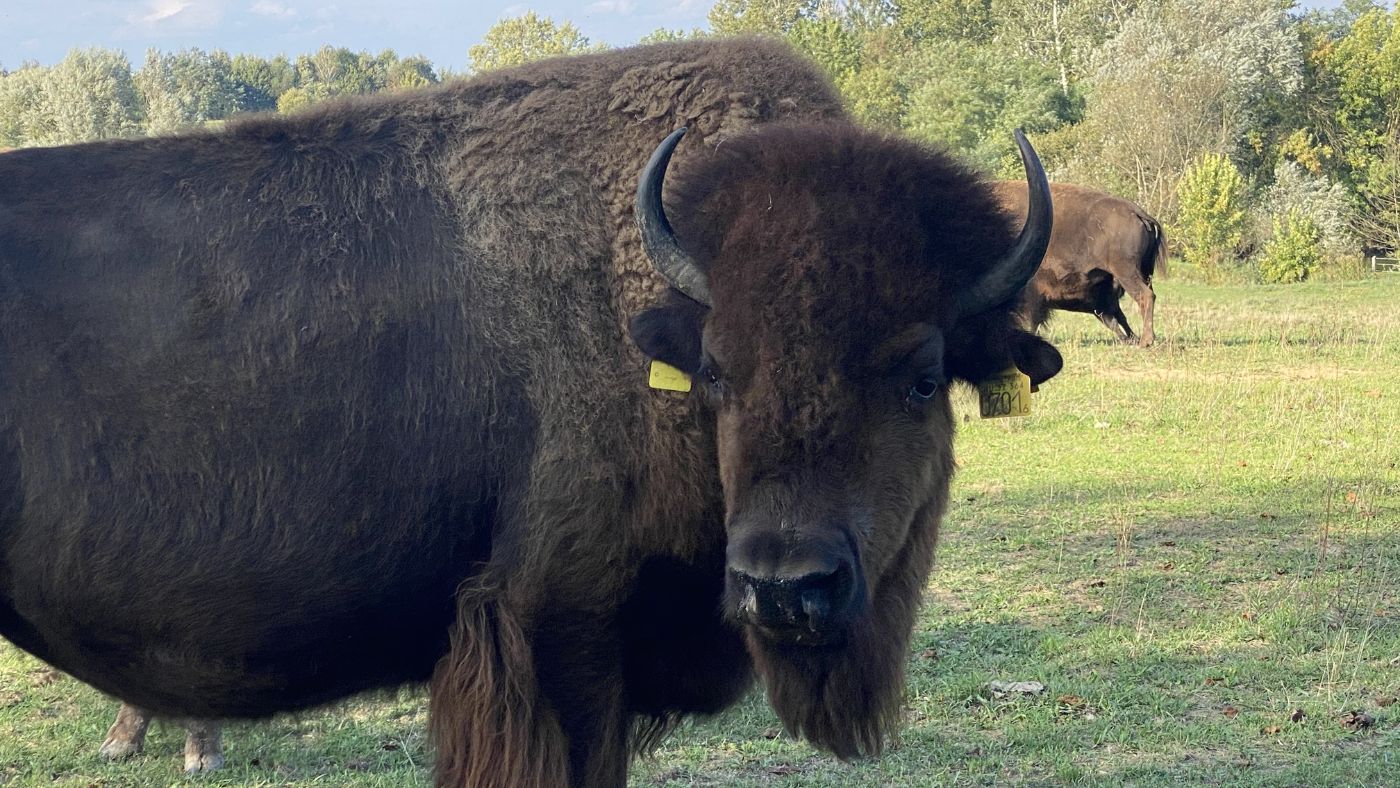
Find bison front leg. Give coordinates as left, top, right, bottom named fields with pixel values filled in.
left=100, top=703, right=152, bottom=760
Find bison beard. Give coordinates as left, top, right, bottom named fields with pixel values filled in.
left=746, top=501, right=942, bottom=758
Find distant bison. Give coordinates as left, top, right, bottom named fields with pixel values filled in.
left=994, top=182, right=1167, bottom=346
left=0, top=39, right=1061, bottom=787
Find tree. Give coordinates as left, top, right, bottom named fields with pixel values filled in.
left=0, top=64, right=51, bottom=147
left=707, top=0, right=821, bottom=36
left=135, top=49, right=239, bottom=135
left=39, top=48, right=142, bottom=145
left=230, top=54, right=297, bottom=113
left=1175, top=153, right=1250, bottom=280
left=903, top=42, right=1076, bottom=171
left=468, top=13, right=603, bottom=73
left=1055, top=0, right=1301, bottom=217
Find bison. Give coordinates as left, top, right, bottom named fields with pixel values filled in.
left=994, top=181, right=1167, bottom=346
left=0, top=39, right=1061, bottom=786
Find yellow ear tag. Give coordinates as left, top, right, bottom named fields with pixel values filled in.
left=648, top=360, right=693, bottom=393
left=977, top=367, right=1032, bottom=419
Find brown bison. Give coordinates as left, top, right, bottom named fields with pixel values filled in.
left=0, top=39, right=1060, bottom=787
left=994, top=181, right=1167, bottom=346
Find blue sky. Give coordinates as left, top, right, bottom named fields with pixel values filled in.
left=0, top=0, right=1358, bottom=73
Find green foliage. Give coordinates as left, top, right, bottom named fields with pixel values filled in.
left=136, top=48, right=240, bottom=135
left=1175, top=153, right=1250, bottom=280
left=903, top=42, right=1077, bottom=170
left=1257, top=209, right=1322, bottom=283
left=707, top=0, right=821, bottom=37
left=638, top=28, right=708, bottom=44
left=468, top=12, right=604, bottom=73
left=229, top=53, right=297, bottom=113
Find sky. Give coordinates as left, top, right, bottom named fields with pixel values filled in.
left=0, top=0, right=1364, bottom=74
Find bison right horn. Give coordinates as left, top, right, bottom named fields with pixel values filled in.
left=956, top=129, right=1053, bottom=317
left=636, top=127, right=713, bottom=307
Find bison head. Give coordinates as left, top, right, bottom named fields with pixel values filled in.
left=629, top=124, right=1061, bottom=758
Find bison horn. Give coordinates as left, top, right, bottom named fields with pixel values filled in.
left=957, top=129, right=1052, bottom=317
left=636, top=127, right=713, bottom=307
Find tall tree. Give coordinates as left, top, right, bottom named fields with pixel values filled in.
left=468, top=12, right=603, bottom=73
left=136, top=48, right=239, bottom=135
left=39, top=48, right=142, bottom=145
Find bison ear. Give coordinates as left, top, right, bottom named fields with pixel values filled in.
left=945, top=316, right=1062, bottom=390
left=629, top=294, right=707, bottom=374
left=1008, top=331, right=1062, bottom=390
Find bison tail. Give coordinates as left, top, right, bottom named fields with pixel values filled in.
left=1141, top=213, right=1168, bottom=280
left=429, top=591, right=570, bottom=788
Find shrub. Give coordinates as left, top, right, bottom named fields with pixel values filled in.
left=1175, top=153, right=1250, bottom=282
left=1257, top=209, right=1322, bottom=283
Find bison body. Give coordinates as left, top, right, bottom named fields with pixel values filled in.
left=0, top=39, right=1060, bottom=786
left=995, top=181, right=1166, bottom=345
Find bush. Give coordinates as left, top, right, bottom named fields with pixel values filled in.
left=1257, top=209, right=1322, bottom=283
left=1175, top=153, right=1250, bottom=282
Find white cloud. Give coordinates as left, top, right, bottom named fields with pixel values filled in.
left=249, top=0, right=296, bottom=18
left=128, top=0, right=224, bottom=30
left=143, top=0, right=191, bottom=23
left=588, top=0, right=636, bottom=12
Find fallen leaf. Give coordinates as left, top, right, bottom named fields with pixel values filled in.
left=1160, top=562, right=1175, bottom=571
left=1376, top=696, right=1396, bottom=708
left=1204, top=677, right=1225, bottom=686
left=767, top=765, right=801, bottom=776
left=1345, top=491, right=1358, bottom=504
left=1339, top=710, right=1375, bottom=731
left=29, top=670, right=61, bottom=687
left=1223, top=705, right=1240, bottom=718
left=381, top=741, right=401, bottom=751
left=1258, top=512, right=1274, bottom=520
left=919, top=648, right=939, bottom=660
left=1364, top=389, right=1381, bottom=398
left=1087, top=579, right=1107, bottom=588
left=1241, top=611, right=1257, bottom=621
left=1261, top=724, right=1282, bottom=735
left=1161, top=540, right=1176, bottom=547
left=1239, top=461, right=1249, bottom=467
left=1290, top=708, right=1306, bottom=723
left=762, top=728, right=780, bottom=740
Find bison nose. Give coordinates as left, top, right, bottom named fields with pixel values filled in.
left=726, top=531, right=860, bottom=640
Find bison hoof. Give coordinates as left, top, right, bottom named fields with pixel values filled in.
left=184, top=751, right=225, bottom=773
left=99, top=736, right=144, bottom=760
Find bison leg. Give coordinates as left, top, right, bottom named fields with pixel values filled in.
left=99, top=703, right=152, bottom=760
left=183, top=720, right=225, bottom=773
left=1120, top=278, right=1156, bottom=347
left=1093, top=305, right=1136, bottom=343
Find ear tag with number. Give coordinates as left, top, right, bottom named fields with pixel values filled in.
left=977, top=367, right=1032, bottom=419
left=648, top=360, right=693, bottom=393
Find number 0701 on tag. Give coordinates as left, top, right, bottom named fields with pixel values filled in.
left=977, top=368, right=1032, bottom=419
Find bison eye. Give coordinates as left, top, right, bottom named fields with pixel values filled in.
left=907, top=375, right=940, bottom=403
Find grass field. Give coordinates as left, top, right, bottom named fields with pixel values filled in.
left=2, top=278, right=1396, bottom=787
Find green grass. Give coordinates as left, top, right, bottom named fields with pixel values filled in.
left=3, top=277, right=1397, bottom=786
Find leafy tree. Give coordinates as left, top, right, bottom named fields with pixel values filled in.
left=468, top=13, right=603, bottom=73
left=638, top=28, right=707, bottom=44
left=707, top=0, right=821, bottom=36
left=39, top=48, right=142, bottom=145
left=903, top=41, right=1076, bottom=170
left=136, top=48, right=239, bottom=134
left=1057, top=0, right=1301, bottom=216
left=897, top=0, right=994, bottom=45
left=1175, top=153, right=1250, bottom=280
left=0, top=64, right=51, bottom=147
left=230, top=54, right=297, bottom=113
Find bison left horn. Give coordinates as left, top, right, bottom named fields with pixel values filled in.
left=636, top=127, right=713, bottom=307
left=956, top=129, right=1053, bottom=317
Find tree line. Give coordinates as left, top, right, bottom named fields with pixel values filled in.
left=3, top=0, right=1398, bottom=281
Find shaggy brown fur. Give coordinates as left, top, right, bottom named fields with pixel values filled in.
left=994, top=181, right=1167, bottom=346
left=0, top=38, right=1059, bottom=788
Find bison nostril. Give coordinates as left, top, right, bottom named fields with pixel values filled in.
left=800, top=588, right=831, bottom=632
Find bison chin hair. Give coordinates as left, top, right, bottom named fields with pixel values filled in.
left=744, top=518, right=935, bottom=760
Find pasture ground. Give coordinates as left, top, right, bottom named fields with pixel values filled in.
left=1, top=277, right=1396, bottom=786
